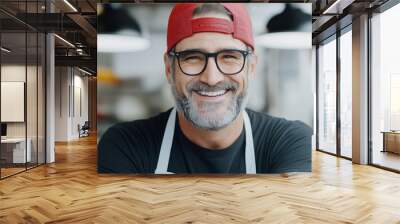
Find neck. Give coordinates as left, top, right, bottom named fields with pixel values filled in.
left=177, top=111, right=244, bottom=149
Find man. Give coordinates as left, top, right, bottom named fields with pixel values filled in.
left=98, top=3, right=312, bottom=174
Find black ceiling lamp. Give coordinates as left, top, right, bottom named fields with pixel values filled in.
left=256, top=4, right=312, bottom=49
left=98, top=4, right=150, bottom=53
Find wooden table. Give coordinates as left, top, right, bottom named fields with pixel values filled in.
left=381, top=131, right=400, bottom=154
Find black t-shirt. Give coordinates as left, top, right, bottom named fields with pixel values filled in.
left=98, top=108, right=312, bottom=174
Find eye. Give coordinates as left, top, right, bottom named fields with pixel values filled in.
left=180, top=52, right=204, bottom=62
left=183, top=55, right=202, bottom=61
left=223, top=54, right=239, bottom=59
left=219, top=51, right=242, bottom=61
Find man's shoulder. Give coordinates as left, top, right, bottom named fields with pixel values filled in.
left=109, top=109, right=171, bottom=132
left=246, top=109, right=312, bottom=173
left=245, top=108, right=312, bottom=137
left=100, top=108, right=172, bottom=142
left=97, top=108, right=173, bottom=173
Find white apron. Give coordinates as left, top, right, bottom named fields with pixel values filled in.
left=154, top=108, right=256, bottom=174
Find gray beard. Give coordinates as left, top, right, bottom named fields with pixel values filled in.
left=170, top=80, right=248, bottom=131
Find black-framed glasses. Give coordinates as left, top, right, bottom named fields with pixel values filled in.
left=168, top=49, right=251, bottom=76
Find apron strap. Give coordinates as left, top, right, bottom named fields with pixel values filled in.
left=154, top=108, right=176, bottom=174
left=243, top=110, right=256, bottom=174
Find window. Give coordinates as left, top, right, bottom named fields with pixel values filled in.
left=340, top=29, right=352, bottom=158
left=371, top=2, right=400, bottom=171
left=318, top=37, right=337, bottom=154
left=0, top=1, right=46, bottom=179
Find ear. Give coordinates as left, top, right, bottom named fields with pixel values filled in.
left=248, top=52, right=258, bottom=80
left=163, top=53, right=173, bottom=84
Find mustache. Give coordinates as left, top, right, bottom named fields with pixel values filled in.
left=186, top=80, right=239, bottom=93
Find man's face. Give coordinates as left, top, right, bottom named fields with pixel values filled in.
left=165, top=31, right=257, bottom=130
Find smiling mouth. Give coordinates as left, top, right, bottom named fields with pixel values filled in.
left=194, top=89, right=229, bottom=97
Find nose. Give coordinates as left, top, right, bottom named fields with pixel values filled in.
left=198, top=57, right=225, bottom=86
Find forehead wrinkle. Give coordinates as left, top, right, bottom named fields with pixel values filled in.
left=175, top=33, right=246, bottom=52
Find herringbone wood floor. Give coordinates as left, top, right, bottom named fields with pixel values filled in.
left=1, top=134, right=400, bottom=223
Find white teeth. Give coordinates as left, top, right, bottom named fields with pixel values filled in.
left=197, top=90, right=227, bottom=97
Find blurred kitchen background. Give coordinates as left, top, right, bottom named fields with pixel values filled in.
left=97, top=3, right=314, bottom=139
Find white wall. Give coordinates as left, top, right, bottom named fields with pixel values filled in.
left=1, top=65, right=35, bottom=138
left=55, top=67, right=69, bottom=141
left=2, top=63, right=46, bottom=164
left=1, top=66, right=26, bottom=134
left=71, top=73, right=89, bottom=138
left=55, top=67, right=89, bottom=141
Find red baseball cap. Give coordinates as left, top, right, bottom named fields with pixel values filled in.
left=167, top=3, right=254, bottom=52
